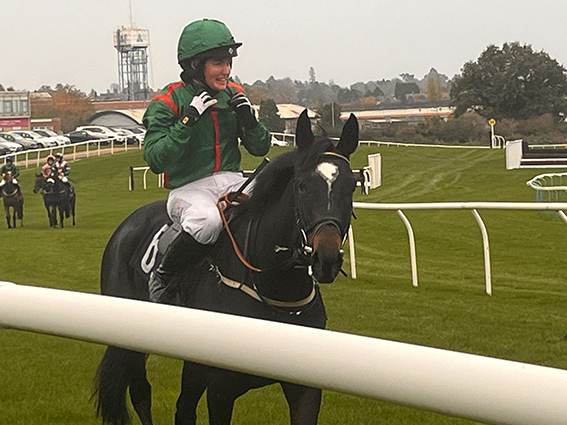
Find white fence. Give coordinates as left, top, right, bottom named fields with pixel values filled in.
left=350, top=202, right=567, bottom=295
left=1, top=281, right=567, bottom=425
left=1, top=137, right=142, bottom=169
left=526, top=172, right=567, bottom=203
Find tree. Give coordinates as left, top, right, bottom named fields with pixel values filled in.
left=451, top=42, right=567, bottom=119
left=394, top=82, right=420, bottom=103
left=316, top=103, right=342, bottom=130
left=309, top=67, right=316, bottom=84
left=258, top=99, right=285, bottom=132
left=425, top=69, right=443, bottom=101
left=32, top=85, right=94, bottom=133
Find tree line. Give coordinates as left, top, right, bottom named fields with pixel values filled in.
left=3, top=41, right=566, bottom=144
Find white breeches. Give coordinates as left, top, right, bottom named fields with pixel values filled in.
left=0, top=178, right=17, bottom=186
left=167, top=171, right=252, bottom=245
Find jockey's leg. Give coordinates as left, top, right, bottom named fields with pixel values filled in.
left=0, top=179, right=5, bottom=187
left=148, top=172, right=251, bottom=304
left=148, top=231, right=211, bottom=303
left=12, top=179, right=21, bottom=195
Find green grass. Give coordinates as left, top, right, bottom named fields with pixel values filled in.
left=1, top=145, right=566, bottom=424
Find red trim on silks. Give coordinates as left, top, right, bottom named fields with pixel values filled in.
left=163, top=172, right=170, bottom=189
left=212, top=110, right=221, bottom=172
left=152, top=82, right=185, bottom=117
left=228, top=82, right=243, bottom=94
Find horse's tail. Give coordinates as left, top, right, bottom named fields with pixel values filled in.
left=93, top=346, right=147, bottom=425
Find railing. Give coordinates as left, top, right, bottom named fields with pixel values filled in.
left=1, top=281, right=566, bottom=425
left=0, top=137, right=143, bottom=168
left=351, top=202, right=567, bottom=295
left=526, top=172, right=567, bottom=202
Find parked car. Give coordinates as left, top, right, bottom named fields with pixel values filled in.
left=129, top=127, right=146, bottom=143
left=270, top=136, right=288, bottom=146
left=0, top=137, right=24, bottom=152
left=109, top=127, right=140, bottom=144
left=75, top=126, right=125, bottom=143
left=32, top=129, right=71, bottom=145
left=10, top=130, right=58, bottom=148
left=0, top=144, right=11, bottom=156
left=65, top=130, right=106, bottom=144
left=1, top=132, right=39, bottom=150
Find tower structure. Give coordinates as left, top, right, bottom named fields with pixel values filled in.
left=113, top=26, right=150, bottom=100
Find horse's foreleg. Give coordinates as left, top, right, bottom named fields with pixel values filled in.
left=174, top=362, right=208, bottom=425
left=281, top=383, right=322, bottom=425
left=206, top=371, right=251, bottom=425
left=59, top=206, right=65, bottom=228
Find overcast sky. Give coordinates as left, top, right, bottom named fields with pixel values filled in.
left=2, top=0, right=566, bottom=94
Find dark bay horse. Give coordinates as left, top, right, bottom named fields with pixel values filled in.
left=1, top=172, right=24, bottom=228
left=33, top=172, right=76, bottom=228
left=94, top=110, right=359, bottom=425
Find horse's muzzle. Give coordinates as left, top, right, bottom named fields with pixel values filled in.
left=310, top=224, right=345, bottom=283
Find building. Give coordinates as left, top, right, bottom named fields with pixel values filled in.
left=87, top=100, right=316, bottom=133
left=340, top=105, right=454, bottom=129
left=0, top=91, right=30, bottom=131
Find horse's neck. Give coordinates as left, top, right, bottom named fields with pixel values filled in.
left=214, top=185, right=313, bottom=301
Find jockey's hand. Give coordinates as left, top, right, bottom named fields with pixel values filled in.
left=228, top=92, right=258, bottom=130
left=180, top=90, right=217, bottom=127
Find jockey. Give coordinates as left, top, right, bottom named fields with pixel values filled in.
left=53, top=153, right=71, bottom=183
left=143, top=18, right=270, bottom=303
left=0, top=156, right=21, bottom=194
left=42, top=154, right=56, bottom=179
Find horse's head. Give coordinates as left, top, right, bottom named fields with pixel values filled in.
left=293, top=110, right=359, bottom=283
left=4, top=171, right=13, bottom=182
left=33, top=173, right=44, bottom=193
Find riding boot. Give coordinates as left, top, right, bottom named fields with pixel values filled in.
left=148, top=231, right=211, bottom=303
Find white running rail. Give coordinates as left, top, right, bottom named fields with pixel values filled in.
left=351, top=202, right=567, bottom=294
left=1, top=281, right=567, bottom=425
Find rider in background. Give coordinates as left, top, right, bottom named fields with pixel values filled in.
left=42, top=154, right=56, bottom=179
left=143, top=18, right=271, bottom=303
left=53, top=153, right=71, bottom=183
left=0, top=156, right=21, bottom=194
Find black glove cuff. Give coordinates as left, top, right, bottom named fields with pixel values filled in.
left=179, top=106, right=200, bottom=127
left=236, top=108, right=258, bottom=130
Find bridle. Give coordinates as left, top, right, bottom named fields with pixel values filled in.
left=218, top=151, right=351, bottom=274
left=215, top=151, right=353, bottom=308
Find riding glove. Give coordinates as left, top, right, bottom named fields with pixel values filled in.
left=180, top=90, right=218, bottom=126
left=228, top=93, right=258, bottom=130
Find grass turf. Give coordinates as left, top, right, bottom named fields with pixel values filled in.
left=0, top=144, right=566, bottom=424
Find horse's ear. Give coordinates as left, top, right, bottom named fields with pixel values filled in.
left=295, top=109, right=314, bottom=150
left=336, top=113, right=359, bottom=158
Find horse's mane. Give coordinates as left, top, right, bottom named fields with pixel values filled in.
left=232, top=137, right=336, bottom=219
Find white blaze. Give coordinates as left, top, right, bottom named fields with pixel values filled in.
left=317, top=162, right=339, bottom=210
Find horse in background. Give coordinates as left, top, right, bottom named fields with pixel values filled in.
left=33, top=172, right=76, bottom=228
left=1, top=171, right=24, bottom=228
left=93, top=110, right=359, bottom=425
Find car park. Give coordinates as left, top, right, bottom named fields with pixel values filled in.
left=1, top=132, right=39, bottom=150
left=75, top=126, right=125, bottom=143
left=10, top=130, right=58, bottom=148
left=32, top=129, right=71, bottom=145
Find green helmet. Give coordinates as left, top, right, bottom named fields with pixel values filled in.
left=177, top=19, right=242, bottom=64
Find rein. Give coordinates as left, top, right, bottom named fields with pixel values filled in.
left=2, top=188, right=18, bottom=197
left=214, top=151, right=352, bottom=308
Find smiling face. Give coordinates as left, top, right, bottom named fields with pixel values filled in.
left=203, top=57, right=232, bottom=91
